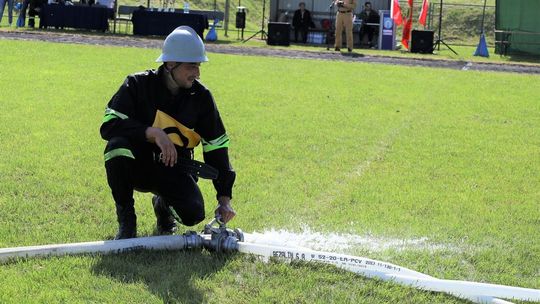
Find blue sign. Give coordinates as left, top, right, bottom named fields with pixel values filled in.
left=383, top=17, right=393, bottom=35
left=379, top=10, right=395, bottom=50
left=383, top=17, right=393, bottom=29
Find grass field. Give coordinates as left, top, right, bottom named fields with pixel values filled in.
left=0, top=38, right=539, bottom=303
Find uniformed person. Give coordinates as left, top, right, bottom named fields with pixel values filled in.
left=334, top=0, right=357, bottom=52
left=100, top=26, right=236, bottom=240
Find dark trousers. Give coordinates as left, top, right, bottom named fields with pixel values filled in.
left=104, top=137, right=205, bottom=227
left=294, top=26, right=309, bottom=43
left=360, top=25, right=376, bottom=46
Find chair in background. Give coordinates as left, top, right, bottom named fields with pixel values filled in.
left=114, top=5, right=137, bottom=33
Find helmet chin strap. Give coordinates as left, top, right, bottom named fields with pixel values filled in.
left=164, top=63, right=183, bottom=93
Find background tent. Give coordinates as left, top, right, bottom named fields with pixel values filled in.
left=495, top=0, right=540, bottom=56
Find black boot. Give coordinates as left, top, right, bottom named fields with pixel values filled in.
left=114, top=203, right=137, bottom=240
left=152, top=195, right=177, bottom=235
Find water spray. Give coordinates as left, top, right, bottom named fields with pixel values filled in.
left=0, top=220, right=538, bottom=304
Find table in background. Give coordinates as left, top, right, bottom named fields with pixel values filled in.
left=39, top=4, right=113, bottom=32
left=131, top=10, right=208, bottom=37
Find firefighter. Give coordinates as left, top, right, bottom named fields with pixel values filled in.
left=100, top=26, right=236, bottom=240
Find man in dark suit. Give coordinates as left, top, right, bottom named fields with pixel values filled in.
left=292, top=2, right=314, bottom=43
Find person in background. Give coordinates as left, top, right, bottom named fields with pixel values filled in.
left=16, top=0, right=29, bottom=27
left=358, top=1, right=379, bottom=48
left=333, top=0, right=357, bottom=52
left=28, top=0, right=45, bottom=27
left=100, top=26, right=237, bottom=240
left=16, top=0, right=44, bottom=28
left=292, top=2, right=314, bottom=43
left=0, top=0, right=14, bottom=27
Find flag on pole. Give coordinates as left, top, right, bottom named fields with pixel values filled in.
left=418, top=0, right=429, bottom=26
left=401, top=0, right=414, bottom=50
left=392, top=0, right=404, bottom=26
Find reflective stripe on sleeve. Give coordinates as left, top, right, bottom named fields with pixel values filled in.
left=102, top=108, right=129, bottom=123
left=202, top=134, right=230, bottom=152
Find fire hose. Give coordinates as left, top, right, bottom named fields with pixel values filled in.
left=0, top=220, right=538, bottom=304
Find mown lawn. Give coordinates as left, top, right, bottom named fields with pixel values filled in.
left=0, top=39, right=538, bottom=303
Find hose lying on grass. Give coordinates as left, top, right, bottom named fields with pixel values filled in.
left=1, top=229, right=538, bottom=304
left=238, top=241, right=539, bottom=304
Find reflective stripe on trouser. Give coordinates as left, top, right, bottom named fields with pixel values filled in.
left=104, top=137, right=137, bottom=230
left=104, top=137, right=137, bottom=162
left=335, top=12, right=354, bottom=50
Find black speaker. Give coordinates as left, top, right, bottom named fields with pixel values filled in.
left=267, top=22, right=290, bottom=46
left=411, top=30, right=434, bottom=54
left=236, top=11, right=246, bottom=29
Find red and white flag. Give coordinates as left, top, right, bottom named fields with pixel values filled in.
left=418, top=0, right=429, bottom=26
left=392, top=0, right=404, bottom=26
left=401, top=0, right=414, bottom=50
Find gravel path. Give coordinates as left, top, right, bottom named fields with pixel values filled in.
left=2, top=30, right=540, bottom=75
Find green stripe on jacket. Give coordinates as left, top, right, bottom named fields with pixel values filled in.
left=102, top=108, right=129, bottom=123
left=202, top=134, right=230, bottom=152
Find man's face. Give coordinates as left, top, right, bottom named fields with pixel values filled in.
left=365, top=3, right=371, bottom=11
left=167, top=62, right=201, bottom=88
left=299, top=3, right=305, bottom=10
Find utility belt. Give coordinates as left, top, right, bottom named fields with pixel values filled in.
left=338, top=10, right=352, bottom=13
left=153, top=152, right=219, bottom=180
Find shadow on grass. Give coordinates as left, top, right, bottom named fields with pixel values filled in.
left=501, top=53, right=540, bottom=65
left=206, top=39, right=241, bottom=45
left=341, top=52, right=366, bottom=58
left=92, top=249, right=232, bottom=303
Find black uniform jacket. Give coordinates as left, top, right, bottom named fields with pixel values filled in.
left=293, top=9, right=315, bottom=29
left=100, top=66, right=235, bottom=198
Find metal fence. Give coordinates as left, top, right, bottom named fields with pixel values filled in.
left=390, top=2, right=496, bottom=47
left=423, top=2, right=496, bottom=46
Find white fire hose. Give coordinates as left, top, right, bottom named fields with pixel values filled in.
left=0, top=221, right=538, bottom=304
left=237, top=241, right=539, bottom=304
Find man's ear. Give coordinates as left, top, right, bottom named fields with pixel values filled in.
left=165, top=62, right=183, bottom=72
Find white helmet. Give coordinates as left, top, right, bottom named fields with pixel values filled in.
left=156, top=26, right=208, bottom=63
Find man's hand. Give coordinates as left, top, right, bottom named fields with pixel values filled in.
left=145, top=127, right=177, bottom=167
left=214, top=196, right=236, bottom=223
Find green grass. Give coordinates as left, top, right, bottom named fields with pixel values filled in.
left=0, top=39, right=539, bottom=303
